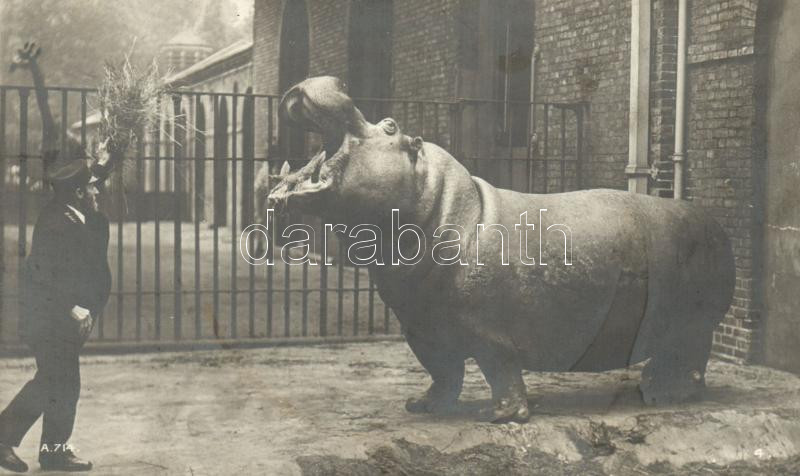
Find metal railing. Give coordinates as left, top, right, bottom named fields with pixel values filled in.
left=0, top=84, right=587, bottom=345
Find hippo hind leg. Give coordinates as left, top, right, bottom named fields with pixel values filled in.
left=475, top=348, right=530, bottom=424
left=404, top=331, right=465, bottom=414
left=639, top=312, right=715, bottom=405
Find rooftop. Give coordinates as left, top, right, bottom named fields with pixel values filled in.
left=165, top=39, right=252, bottom=86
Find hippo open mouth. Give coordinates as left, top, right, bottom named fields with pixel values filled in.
left=267, top=76, right=366, bottom=211
left=276, top=142, right=344, bottom=200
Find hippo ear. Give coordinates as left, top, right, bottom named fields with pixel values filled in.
left=279, top=161, right=291, bottom=177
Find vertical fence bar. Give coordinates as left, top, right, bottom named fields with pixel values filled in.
left=526, top=103, right=535, bottom=193
left=576, top=106, right=584, bottom=190
left=433, top=103, right=440, bottom=145
left=560, top=107, right=566, bottom=192
left=212, top=95, right=220, bottom=338
left=0, top=89, right=5, bottom=341
left=266, top=98, right=274, bottom=337
left=284, top=247, right=291, bottom=337
left=319, top=254, right=328, bottom=337
left=59, top=91, right=67, bottom=160
left=267, top=205, right=274, bottom=337
left=153, top=107, right=162, bottom=341
left=543, top=104, right=549, bottom=193
left=302, top=259, right=308, bottom=336
left=243, top=91, right=256, bottom=337
left=173, top=95, right=184, bottom=340
left=337, top=239, right=344, bottom=336
left=17, top=90, right=29, bottom=335
left=507, top=106, right=514, bottom=191
left=116, top=138, right=125, bottom=340
left=528, top=105, right=541, bottom=193
left=473, top=101, right=480, bottom=175
left=136, top=127, right=144, bottom=340
left=277, top=106, right=290, bottom=338
left=353, top=265, right=360, bottom=336
left=194, top=95, right=205, bottom=338
left=282, top=168, right=291, bottom=339
left=80, top=92, right=87, bottom=151
left=368, top=275, right=375, bottom=335
left=230, top=94, right=238, bottom=338
left=449, top=102, right=459, bottom=157
left=526, top=101, right=534, bottom=163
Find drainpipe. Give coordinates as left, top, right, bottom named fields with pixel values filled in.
left=625, top=0, right=651, bottom=194
left=673, top=0, right=688, bottom=199
left=529, top=43, right=540, bottom=157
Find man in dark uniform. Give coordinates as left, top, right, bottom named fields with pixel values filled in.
left=0, top=158, right=111, bottom=473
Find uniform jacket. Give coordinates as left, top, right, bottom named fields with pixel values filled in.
left=19, top=199, right=111, bottom=345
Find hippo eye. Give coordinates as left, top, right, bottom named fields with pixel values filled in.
left=381, top=119, right=398, bottom=135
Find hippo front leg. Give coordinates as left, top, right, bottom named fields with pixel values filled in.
left=475, top=348, right=530, bottom=424
left=404, top=329, right=465, bottom=414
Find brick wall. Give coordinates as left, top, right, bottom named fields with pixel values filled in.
left=253, top=0, right=460, bottom=149
left=534, top=0, right=631, bottom=190
left=307, top=1, right=349, bottom=80
left=252, top=0, right=281, bottom=97
left=684, top=0, right=761, bottom=362
left=392, top=1, right=459, bottom=101
left=252, top=0, right=281, bottom=158
left=252, top=0, right=768, bottom=363
left=391, top=0, right=459, bottom=145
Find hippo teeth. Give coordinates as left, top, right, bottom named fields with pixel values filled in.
left=310, top=150, right=326, bottom=183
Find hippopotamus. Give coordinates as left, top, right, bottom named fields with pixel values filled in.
left=267, top=76, right=735, bottom=423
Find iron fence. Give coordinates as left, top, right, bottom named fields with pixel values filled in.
left=0, top=84, right=587, bottom=345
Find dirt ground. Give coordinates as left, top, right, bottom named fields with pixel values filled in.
left=1, top=341, right=799, bottom=475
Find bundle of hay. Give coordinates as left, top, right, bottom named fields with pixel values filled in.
left=95, top=51, right=165, bottom=212
left=97, top=52, right=164, bottom=165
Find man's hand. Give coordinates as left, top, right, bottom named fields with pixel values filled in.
left=71, top=305, right=93, bottom=338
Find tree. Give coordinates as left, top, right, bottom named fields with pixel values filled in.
left=1, top=0, right=251, bottom=88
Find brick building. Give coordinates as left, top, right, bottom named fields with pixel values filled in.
left=252, top=0, right=799, bottom=371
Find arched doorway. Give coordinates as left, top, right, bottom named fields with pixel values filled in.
left=348, top=0, right=393, bottom=121
left=759, top=0, right=800, bottom=372
left=278, top=0, right=310, bottom=161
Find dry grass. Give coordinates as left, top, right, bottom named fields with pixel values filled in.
left=96, top=44, right=168, bottom=211
left=97, top=48, right=164, bottom=159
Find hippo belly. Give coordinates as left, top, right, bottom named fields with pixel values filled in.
left=435, top=179, right=733, bottom=374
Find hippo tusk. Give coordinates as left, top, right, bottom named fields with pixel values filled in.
left=280, top=161, right=291, bottom=178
